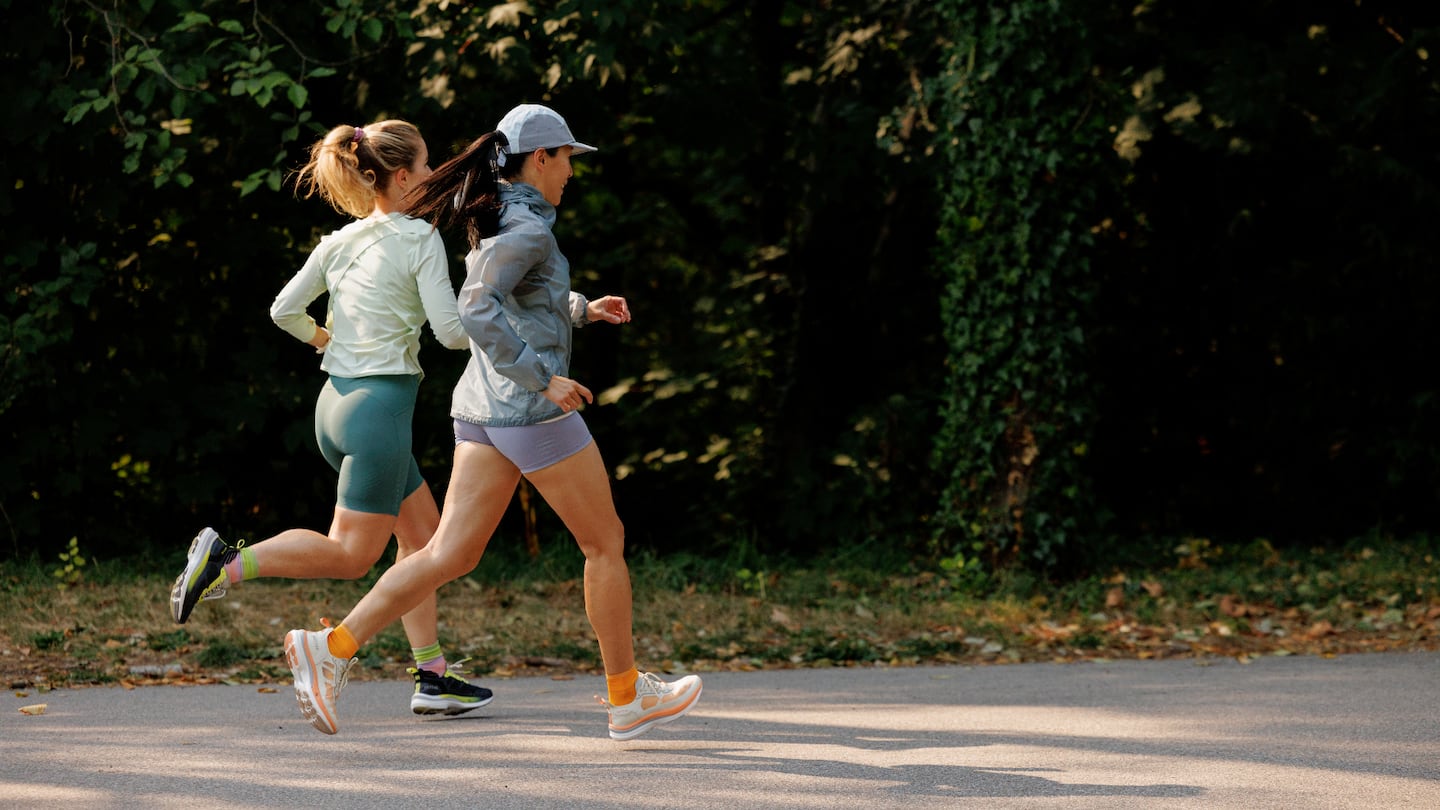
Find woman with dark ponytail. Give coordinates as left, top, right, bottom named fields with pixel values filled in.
left=283, top=105, right=703, bottom=740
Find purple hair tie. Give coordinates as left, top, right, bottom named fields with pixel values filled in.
left=352, top=127, right=365, bottom=144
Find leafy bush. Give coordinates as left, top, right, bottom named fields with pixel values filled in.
left=921, top=0, right=1118, bottom=569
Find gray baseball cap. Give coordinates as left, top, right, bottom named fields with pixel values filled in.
left=496, top=104, right=596, bottom=159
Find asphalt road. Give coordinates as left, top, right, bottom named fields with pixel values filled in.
left=2, top=651, right=1437, bottom=809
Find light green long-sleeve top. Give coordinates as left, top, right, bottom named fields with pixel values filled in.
left=271, top=212, right=468, bottom=378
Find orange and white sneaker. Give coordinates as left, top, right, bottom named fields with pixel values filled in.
left=599, top=672, right=703, bottom=740
left=284, top=627, right=356, bottom=735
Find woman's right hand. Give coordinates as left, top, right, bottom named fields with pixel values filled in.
left=542, top=375, right=593, bottom=413
left=310, top=326, right=332, bottom=354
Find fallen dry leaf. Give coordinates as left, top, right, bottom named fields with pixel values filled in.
left=257, top=687, right=278, bottom=694
left=18, top=703, right=47, bottom=715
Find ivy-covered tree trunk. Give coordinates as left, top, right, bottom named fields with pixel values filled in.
left=929, top=0, right=1114, bottom=569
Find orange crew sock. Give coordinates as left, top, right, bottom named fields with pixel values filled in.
left=327, top=624, right=359, bottom=659
left=606, top=668, right=639, bottom=706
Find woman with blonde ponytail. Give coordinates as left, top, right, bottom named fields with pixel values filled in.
left=170, top=119, right=496, bottom=718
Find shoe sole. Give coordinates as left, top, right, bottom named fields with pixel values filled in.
left=170, top=528, right=222, bottom=624
left=285, top=631, right=339, bottom=735
left=609, top=680, right=703, bottom=741
left=411, top=693, right=495, bottom=716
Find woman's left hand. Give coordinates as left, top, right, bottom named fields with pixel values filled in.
left=587, top=295, right=631, bottom=324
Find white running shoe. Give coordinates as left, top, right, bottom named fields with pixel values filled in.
left=598, top=672, right=703, bottom=741
left=284, top=627, right=356, bottom=735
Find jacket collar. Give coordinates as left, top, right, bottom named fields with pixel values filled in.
left=499, top=182, right=556, bottom=228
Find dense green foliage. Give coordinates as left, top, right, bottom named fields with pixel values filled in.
left=923, top=0, right=1115, bottom=568
left=2, top=1, right=1437, bottom=574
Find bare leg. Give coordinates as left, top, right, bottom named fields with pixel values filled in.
left=340, top=442, right=521, bottom=643
left=232, top=485, right=442, bottom=649
left=242, top=514, right=395, bottom=580
left=524, top=441, right=635, bottom=676
left=391, top=483, right=443, bottom=650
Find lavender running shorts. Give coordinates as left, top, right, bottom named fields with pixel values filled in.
left=452, top=412, right=593, bottom=474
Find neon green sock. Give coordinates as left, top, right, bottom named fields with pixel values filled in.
left=412, top=642, right=446, bottom=675
left=223, top=547, right=258, bottom=583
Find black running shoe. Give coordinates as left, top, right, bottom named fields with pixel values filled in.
left=170, top=527, right=241, bottom=624
left=410, top=664, right=495, bottom=716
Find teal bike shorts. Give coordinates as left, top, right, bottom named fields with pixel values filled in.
left=314, top=374, right=425, bottom=516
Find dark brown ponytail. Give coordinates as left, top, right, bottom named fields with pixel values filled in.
left=407, top=131, right=510, bottom=248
